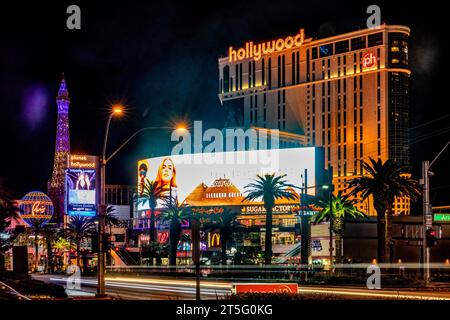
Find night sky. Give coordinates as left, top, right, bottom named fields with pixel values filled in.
left=1, top=1, right=449, bottom=208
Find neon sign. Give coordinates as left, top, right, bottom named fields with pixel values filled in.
left=228, top=29, right=305, bottom=62
left=362, top=51, right=377, bottom=69
left=31, top=201, right=46, bottom=216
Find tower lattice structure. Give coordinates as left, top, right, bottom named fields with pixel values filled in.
left=49, top=75, right=70, bottom=223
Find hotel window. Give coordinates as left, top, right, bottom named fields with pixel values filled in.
left=338, top=146, right=341, bottom=160
left=328, top=147, right=331, bottom=161
left=263, top=108, right=267, bottom=122
left=360, top=143, right=363, bottom=158
left=283, top=105, right=286, bottom=118
left=322, top=131, right=325, bottom=144
left=328, top=114, right=331, bottom=129
left=253, top=60, right=256, bottom=87
left=264, top=93, right=266, bottom=105
left=351, top=36, right=366, bottom=51
left=312, top=116, right=315, bottom=130
left=240, top=63, right=243, bottom=90
left=354, top=159, right=358, bottom=174
left=282, top=55, right=286, bottom=87
left=377, top=72, right=381, bottom=87
left=322, top=114, right=325, bottom=127
left=377, top=123, right=381, bottom=138
left=322, top=98, right=325, bottom=112
left=312, top=47, right=318, bottom=60
left=320, top=44, right=333, bottom=58
left=312, top=99, right=315, bottom=113
left=360, top=126, right=363, bottom=140
left=343, top=112, right=347, bottom=126
left=354, top=127, right=357, bottom=141
left=235, top=65, right=239, bottom=91
left=307, top=49, right=310, bottom=81
left=292, top=52, right=296, bottom=85
left=377, top=107, right=381, bottom=121
left=278, top=106, right=281, bottom=119
left=359, top=91, right=363, bottom=107
left=354, top=144, right=357, bottom=158
left=328, top=130, right=331, bottom=143
left=268, top=59, right=271, bottom=89
left=327, top=98, right=330, bottom=112
left=335, top=40, right=349, bottom=54
left=223, top=65, right=230, bottom=93
left=277, top=56, right=281, bottom=87
left=343, top=128, right=347, bottom=142
left=344, top=94, right=347, bottom=108
left=338, top=56, right=341, bottom=66
left=359, top=109, right=363, bottom=123
left=312, top=84, right=316, bottom=98
left=377, top=48, right=381, bottom=69
left=296, top=51, right=300, bottom=84
left=262, top=58, right=265, bottom=85
left=248, top=61, right=252, bottom=88
left=377, top=88, right=381, bottom=104
left=338, top=80, right=341, bottom=94
left=368, top=32, right=383, bottom=47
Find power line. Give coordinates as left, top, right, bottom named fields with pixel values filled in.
left=410, top=114, right=450, bottom=130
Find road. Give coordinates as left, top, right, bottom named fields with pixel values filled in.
left=32, top=274, right=450, bottom=300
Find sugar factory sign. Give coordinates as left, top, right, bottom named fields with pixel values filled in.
left=241, top=204, right=299, bottom=215
left=228, top=29, right=305, bottom=62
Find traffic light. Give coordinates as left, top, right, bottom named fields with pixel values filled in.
left=426, top=228, right=437, bottom=247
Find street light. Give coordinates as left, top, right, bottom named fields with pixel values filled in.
left=97, top=109, right=186, bottom=297
left=421, top=139, right=450, bottom=285
left=97, top=106, right=124, bottom=297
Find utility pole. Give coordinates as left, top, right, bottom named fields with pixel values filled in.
left=191, top=217, right=201, bottom=300
left=300, top=169, right=310, bottom=267
left=421, top=140, right=450, bottom=286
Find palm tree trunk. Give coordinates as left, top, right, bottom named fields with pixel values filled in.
left=76, top=242, right=81, bottom=270
left=221, top=229, right=227, bottom=265
left=333, top=217, right=344, bottom=265
left=0, top=253, right=5, bottom=272
left=46, top=237, right=53, bottom=274
left=373, top=195, right=387, bottom=263
left=150, top=207, right=156, bottom=242
left=169, top=221, right=181, bottom=267
left=265, top=207, right=273, bottom=265
left=385, top=203, right=393, bottom=264
left=34, top=229, right=39, bottom=272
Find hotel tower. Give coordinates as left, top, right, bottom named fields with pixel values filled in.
left=218, top=24, right=411, bottom=215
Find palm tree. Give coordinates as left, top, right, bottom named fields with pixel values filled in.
left=243, top=174, right=298, bottom=264
left=312, top=191, right=367, bottom=264
left=28, top=219, right=46, bottom=272
left=158, top=203, right=190, bottom=266
left=53, top=237, right=75, bottom=270
left=0, top=190, right=21, bottom=271
left=217, top=208, right=241, bottom=265
left=41, top=224, right=59, bottom=273
left=64, top=216, right=96, bottom=269
left=347, top=158, right=420, bottom=263
left=137, top=179, right=165, bottom=243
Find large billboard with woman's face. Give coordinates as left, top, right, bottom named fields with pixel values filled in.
left=137, top=147, right=324, bottom=211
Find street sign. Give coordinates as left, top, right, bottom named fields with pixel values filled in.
left=232, top=283, right=298, bottom=294
left=434, top=213, right=450, bottom=222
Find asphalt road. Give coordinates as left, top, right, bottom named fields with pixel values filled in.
left=32, top=274, right=450, bottom=300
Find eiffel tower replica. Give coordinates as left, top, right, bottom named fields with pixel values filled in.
left=48, top=74, right=71, bottom=225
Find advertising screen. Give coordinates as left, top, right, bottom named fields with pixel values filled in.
left=66, top=168, right=97, bottom=216
left=137, top=147, right=322, bottom=211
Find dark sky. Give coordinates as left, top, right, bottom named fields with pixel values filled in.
left=1, top=1, right=449, bottom=207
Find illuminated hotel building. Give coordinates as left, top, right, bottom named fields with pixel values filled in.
left=218, top=24, right=411, bottom=215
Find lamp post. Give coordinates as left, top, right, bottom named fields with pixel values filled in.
left=96, top=108, right=186, bottom=297
left=421, top=140, right=450, bottom=285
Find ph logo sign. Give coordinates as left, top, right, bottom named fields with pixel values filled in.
left=362, top=52, right=377, bottom=69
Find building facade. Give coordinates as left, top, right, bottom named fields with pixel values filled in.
left=218, top=24, right=411, bottom=215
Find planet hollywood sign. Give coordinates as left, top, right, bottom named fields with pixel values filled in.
left=228, top=29, right=305, bottom=62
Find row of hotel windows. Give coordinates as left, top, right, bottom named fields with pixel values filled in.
left=311, top=32, right=383, bottom=59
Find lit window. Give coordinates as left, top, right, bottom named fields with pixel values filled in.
left=391, top=46, right=399, bottom=52
left=391, top=59, right=399, bottom=64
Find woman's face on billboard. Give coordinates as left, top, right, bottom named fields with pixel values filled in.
left=161, top=159, right=174, bottom=183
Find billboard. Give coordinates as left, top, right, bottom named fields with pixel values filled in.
left=137, top=147, right=323, bottom=211
left=66, top=155, right=99, bottom=216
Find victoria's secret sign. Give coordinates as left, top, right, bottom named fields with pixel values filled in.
left=229, top=29, right=305, bottom=62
